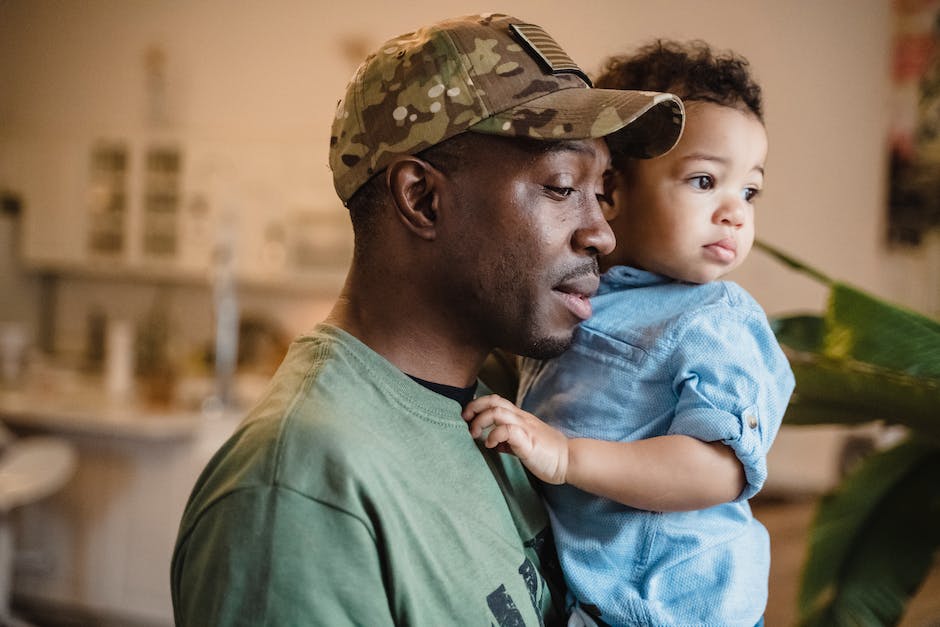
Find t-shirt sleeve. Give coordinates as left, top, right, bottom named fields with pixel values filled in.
left=667, top=304, right=795, bottom=501
left=172, top=485, right=394, bottom=627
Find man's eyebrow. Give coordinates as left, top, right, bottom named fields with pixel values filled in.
left=541, top=140, right=601, bottom=157
left=542, top=140, right=613, bottom=168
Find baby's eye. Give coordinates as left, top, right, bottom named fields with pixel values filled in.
left=742, top=187, right=761, bottom=202
left=689, top=175, right=714, bottom=191
left=596, top=192, right=613, bottom=206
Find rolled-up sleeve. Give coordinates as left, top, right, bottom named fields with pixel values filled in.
left=667, top=305, right=795, bottom=501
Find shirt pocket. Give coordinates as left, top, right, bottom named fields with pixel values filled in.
left=535, top=327, right=655, bottom=440
left=568, top=326, right=648, bottom=369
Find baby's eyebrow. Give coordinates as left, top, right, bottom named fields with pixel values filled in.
left=681, top=152, right=728, bottom=165
left=682, top=153, right=765, bottom=176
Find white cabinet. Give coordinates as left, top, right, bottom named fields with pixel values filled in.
left=1, top=135, right=351, bottom=294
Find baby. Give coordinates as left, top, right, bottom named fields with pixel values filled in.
left=464, top=40, right=794, bottom=627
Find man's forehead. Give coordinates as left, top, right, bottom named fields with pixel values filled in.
left=534, top=138, right=612, bottom=168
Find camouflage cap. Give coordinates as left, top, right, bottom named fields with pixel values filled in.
left=330, top=13, right=685, bottom=203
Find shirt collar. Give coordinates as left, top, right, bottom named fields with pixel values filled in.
left=598, top=265, right=673, bottom=293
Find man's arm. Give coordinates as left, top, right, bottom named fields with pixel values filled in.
left=172, top=485, right=394, bottom=626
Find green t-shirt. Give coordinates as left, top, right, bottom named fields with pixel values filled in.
left=172, top=324, right=564, bottom=626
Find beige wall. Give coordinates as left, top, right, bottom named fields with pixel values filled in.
left=1, top=6, right=933, bottom=621
left=0, top=0, right=934, bottom=353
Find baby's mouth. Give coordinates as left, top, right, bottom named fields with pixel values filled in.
left=704, top=238, right=737, bottom=263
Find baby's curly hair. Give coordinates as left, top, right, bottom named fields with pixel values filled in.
left=595, top=39, right=763, bottom=123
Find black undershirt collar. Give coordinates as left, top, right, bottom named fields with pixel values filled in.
left=406, top=374, right=478, bottom=409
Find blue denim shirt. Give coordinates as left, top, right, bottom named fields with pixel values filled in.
left=519, top=266, right=795, bottom=627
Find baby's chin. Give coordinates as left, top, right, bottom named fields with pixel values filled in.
left=673, top=264, right=734, bottom=285
left=626, top=257, right=736, bottom=284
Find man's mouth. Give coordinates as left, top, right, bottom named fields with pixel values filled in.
left=553, top=273, right=600, bottom=321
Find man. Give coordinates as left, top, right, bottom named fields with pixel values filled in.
left=171, top=13, right=683, bottom=626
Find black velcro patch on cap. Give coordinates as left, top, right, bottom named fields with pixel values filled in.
left=509, top=23, right=592, bottom=86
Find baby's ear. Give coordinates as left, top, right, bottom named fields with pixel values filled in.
left=602, top=170, right=621, bottom=221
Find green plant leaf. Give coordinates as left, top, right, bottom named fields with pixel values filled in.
left=824, top=283, right=940, bottom=378
left=771, top=312, right=940, bottom=437
left=780, top=350, right=940, bottom=439
left=767, top=288, right=940, bottom=437
left=758, top=242, right=940, bottom=626
left=770, top=315, right=825, bottom=353
left=760, top=240, right=940, bottom=378
left=798, top=438, right=940, bottom=626
left=755, top=240, right=834, bottom=286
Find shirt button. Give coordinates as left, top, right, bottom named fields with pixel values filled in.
left=746, top=413, right=759, bottom=429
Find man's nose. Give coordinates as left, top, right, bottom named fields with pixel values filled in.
left=575, top=198, right=616, bottom=256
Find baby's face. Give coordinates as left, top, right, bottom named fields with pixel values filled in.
left=604, top=101, right=767, bottom=284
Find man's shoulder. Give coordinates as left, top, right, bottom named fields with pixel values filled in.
left=178, top=331, right=384, bottom=522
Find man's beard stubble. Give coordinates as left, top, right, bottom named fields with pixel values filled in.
left=521, top=335, right=574, bottom=361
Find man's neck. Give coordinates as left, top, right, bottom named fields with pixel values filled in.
left=325, top=282, right=487, bottom=388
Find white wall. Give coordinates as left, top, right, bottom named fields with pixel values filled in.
left=0, top=0, right=933, bottom=352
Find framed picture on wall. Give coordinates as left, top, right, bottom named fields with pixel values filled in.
left=888, top=0, right=940, bottom=245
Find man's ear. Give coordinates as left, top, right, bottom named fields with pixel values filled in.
left=386, top=156, right=441, bottom=241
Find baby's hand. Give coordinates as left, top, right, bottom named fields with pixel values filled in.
left=462, top=395, right=569, bottom=485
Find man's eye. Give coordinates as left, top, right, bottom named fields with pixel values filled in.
left=689, top=175, right=714, bottom=191
left=742, top=187, right=761, bottom=202
left=544, top=185, right=576, bottom=198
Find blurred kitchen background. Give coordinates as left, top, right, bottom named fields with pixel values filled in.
left=0, top=1, right=937, bottom=625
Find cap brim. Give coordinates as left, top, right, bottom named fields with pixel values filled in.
left=470, top=88, right=684, bottom=159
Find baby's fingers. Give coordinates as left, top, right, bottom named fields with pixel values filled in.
left=484, top=423, right=532, bottom=457
left=463, top=395, right=519, bottom=438
left=462, top=394, right=514, bottom=420
left=483, top=424, right=511, bottom=449
left=465, top=411, right=495, bottom=439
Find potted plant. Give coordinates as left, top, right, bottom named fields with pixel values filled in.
left=757, top=241, right=940, bottom=627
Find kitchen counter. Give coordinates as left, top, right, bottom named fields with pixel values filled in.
left=0, top=369, right=259, bottom=441
left=0, top=370, right=250, bottom=625
left=0, top=387, right=204, bottom=441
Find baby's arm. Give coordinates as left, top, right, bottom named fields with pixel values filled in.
left=566, top=431, right=745, bottom=512
left=463, top=394, right=744, bottom=512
